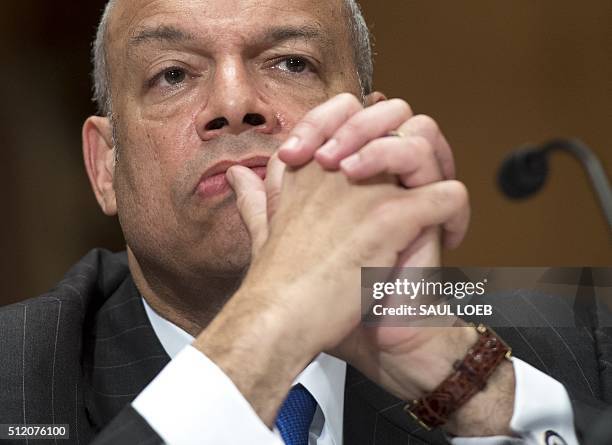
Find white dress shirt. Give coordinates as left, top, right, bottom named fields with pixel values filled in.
left=133, top=298, right=579, bottom=445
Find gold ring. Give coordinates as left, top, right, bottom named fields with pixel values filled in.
left=386, top=130, right=405, bottom=138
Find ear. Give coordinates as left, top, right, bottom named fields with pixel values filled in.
left=364, top=91, right=387, bottom=107
left=82, top=116, right=118, bottom=216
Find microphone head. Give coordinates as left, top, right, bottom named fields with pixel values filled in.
left=497, top=146, right=549, bottom=199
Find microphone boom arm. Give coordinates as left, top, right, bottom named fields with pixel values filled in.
left=540, top=139, right=612, bottom=231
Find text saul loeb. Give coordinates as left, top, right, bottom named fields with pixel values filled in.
left=371, top=303, right=494, bottom=317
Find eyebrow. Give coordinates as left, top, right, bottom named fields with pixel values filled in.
left=128, top=24, right=331, bottom=50
left=265, top=25, right=332, bottom=48
left=129, top=25, right=195, bottom=46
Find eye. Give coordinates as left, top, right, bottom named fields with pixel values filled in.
left=148, top=66, right=189, bottom=90
left=162, top=67, right=186, bottom=85
left=274, top=57, right=313, bottom=74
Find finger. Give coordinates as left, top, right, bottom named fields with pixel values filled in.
left=397, top=114, right=455, bottom=180
left=226, top=166, right=269, bottom=256
left=278, top=93, right=363, bottom=167
left=408, top=181, right=470, bottom=250
left=265, top=153, right=286, bottom=221
left=396, top=227, right=441, bottom=267
left=314, top=98, right=413, bottom=169
left=365, top=180, right=470, bottom=254
left=339, top=135, right=443, bottom=187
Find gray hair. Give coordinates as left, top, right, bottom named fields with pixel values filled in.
left=92, top=0, right=115, bottom=117
left=91, top=0, right=373, bottom=117
left=343, top=0, right=374, bottom=97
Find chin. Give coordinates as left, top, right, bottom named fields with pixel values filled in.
left=198, top=239, right=252, bottom=276
left=188, top=210, right=254, bottom=276
left=123, top=194, right=256, bottom=282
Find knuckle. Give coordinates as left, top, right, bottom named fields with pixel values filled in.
left=412, top=114, right=440, bottom=135
left=452, top=181, right=470, bottom=206
left=435, top=180, right=469, bottom=207
left=341, top=118, right=363, bottom=135
left=338, top=117, right=368, bottom=141
left=365, top=138, right=389, bottom=156
left=337, top=94, right=364, bottom=121
left=295, top=94, right=363, bottom=139
left=382, top=140, right=410, bottom=166
left=337, top=92, right=362, bottom=109
left=388, top=98, right=413, bottom=117
left=409, top=135, right=433, bottom=157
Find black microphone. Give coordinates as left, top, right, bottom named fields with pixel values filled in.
left=497, top=138, right=612, bottom=232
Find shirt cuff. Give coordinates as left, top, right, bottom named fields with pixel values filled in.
left=132, top=345, right=284, bottom=445
left=451, top=357, right=578, bottom=445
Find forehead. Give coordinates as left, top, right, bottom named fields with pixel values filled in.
left=108, top=0, right=348, bottom=50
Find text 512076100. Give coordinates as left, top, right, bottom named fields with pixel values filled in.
left=0, top=424, right=69, bottom=440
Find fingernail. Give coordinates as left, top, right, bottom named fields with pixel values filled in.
left=318, top=138, right=339, bottom=158
left=340, top=153, right=361, bottom=173
left=280, top=136, right=300, bottom=152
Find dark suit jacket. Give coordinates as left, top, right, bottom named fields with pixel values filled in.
left=0, top=249, right=610, bottom=444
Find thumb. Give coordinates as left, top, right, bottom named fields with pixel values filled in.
left=396, top=226, right=441, bottom=267
left=226, top=166, right=269, bottom=256
left=264, top=153, right=286, bottom=221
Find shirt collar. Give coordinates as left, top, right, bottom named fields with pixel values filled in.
left=142, top=297, right=346, bottom=445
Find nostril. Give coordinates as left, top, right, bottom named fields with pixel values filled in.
left=205, top=117, right=229, bottom=131
left=243, top=113, right=266, bottom=126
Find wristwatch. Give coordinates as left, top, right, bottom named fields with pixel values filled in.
left=405, top=324, right=512, bottom=430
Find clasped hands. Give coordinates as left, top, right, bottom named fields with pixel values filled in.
left=196, top=93, right=514, bottom=437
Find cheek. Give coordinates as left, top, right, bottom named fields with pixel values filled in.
left=262, top=83, right=330, bottom=133
left=135, top=88, right=203, bottom=157
left=117, top=116, right=197, bottom=205
left=142, top=95, right=202, bottom=157
left=139, top=85, right=206, bottom=124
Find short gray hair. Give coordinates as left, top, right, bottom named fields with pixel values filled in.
left=343, top=0, right=373, bottom=97
left=91, top=0, right=373, bottom=117
left=92, top=0, right=116, bottom=117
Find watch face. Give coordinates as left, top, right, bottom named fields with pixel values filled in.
left=544, top=430, right=568, bottom=445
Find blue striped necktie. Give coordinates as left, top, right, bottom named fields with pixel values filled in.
left=275, top=384, right=318, bottom=445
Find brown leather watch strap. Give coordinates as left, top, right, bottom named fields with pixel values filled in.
left=404, top=324, right=512, bottom=430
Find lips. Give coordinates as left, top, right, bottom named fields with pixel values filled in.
left=195, top=156, right=269, bottom=199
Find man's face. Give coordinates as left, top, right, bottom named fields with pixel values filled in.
left=106, top=0, right=362, bottom=283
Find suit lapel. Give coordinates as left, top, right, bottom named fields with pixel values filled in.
left=82, top=274, right=170, bottom=431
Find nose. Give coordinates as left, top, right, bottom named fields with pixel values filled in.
left=196, top=58, right=278, bottom=141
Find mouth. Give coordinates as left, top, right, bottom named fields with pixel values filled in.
left=195, top=155, right=269, bottom=199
